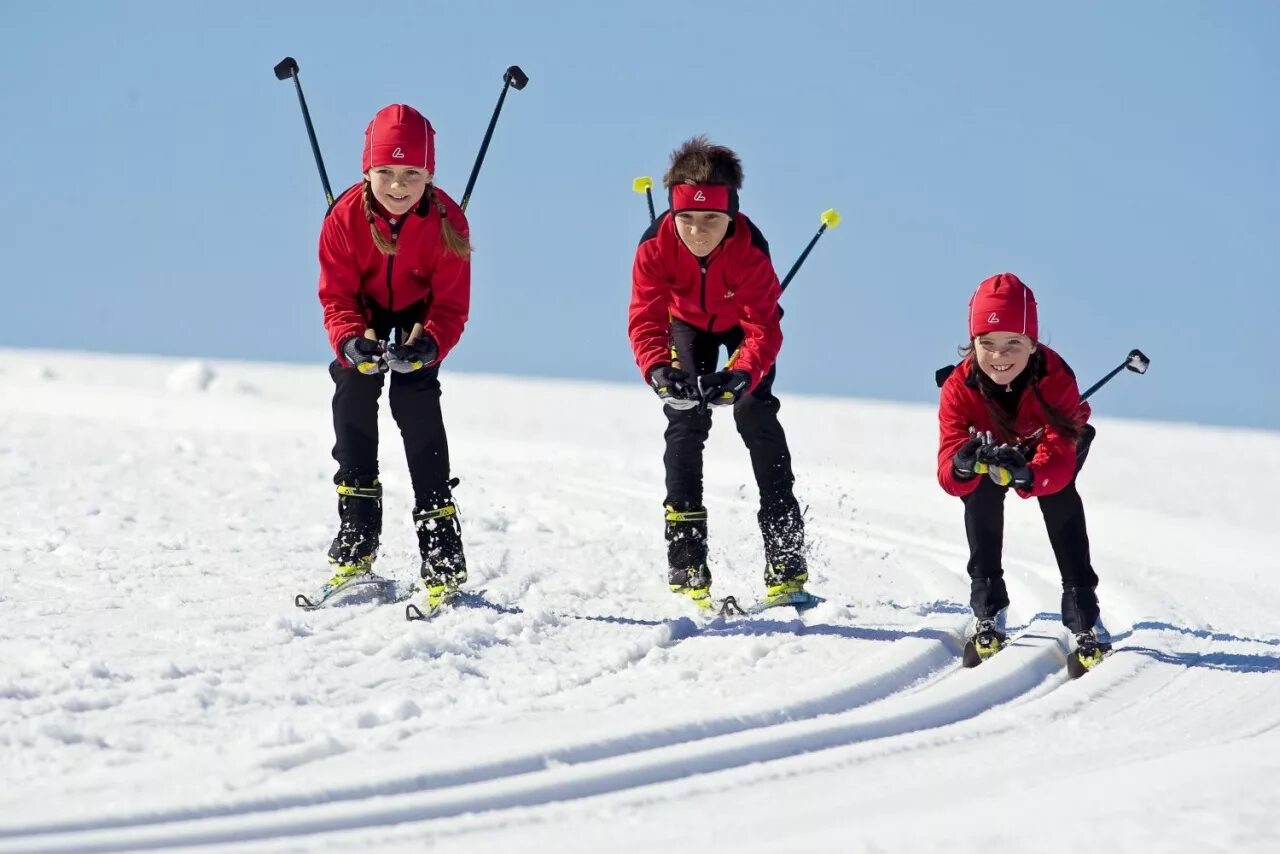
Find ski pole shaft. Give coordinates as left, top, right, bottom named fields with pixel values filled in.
left=1080, top=349, right=1150, bottom=401
left=460, top=65, right=529, bottom=212
left=633, top=176, right=656, bottom=223
left=1018, top=348, right=1149, bottom=445
left=780, top=209, right=841, bottom=292
left=273, top=57, right=334, bottom=207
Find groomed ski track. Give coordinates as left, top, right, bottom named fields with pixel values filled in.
left=3, top=360, right=1278, bottom=852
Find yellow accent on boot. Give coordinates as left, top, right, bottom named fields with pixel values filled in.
left=1076, top=647, right=1105, bottom=670
left=764, top=578, right=808, bottom=599
left=975, top=637, right=1003, bottom=660
left=325, top=559, right=374, bottom=588
left=336, top=480, right=381, bottom=499
left=664, top=505, right=707, bottom=524
left=764, top=564, right=808, bottom=599
left=422, top=578, right=462, bottom=611
left=417, top=504, right=457, bottom=521
left=670, top=582, right=715, bottom=609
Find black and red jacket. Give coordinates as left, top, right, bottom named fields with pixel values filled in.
left=937, top=346, right=1092, bottom=499
left=628, top=211, right=783, bottom=391
left=318, top=182, right=470, bottom=363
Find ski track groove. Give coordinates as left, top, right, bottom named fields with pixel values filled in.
left=0, top=498, right=1123, bottom=853
left=2, top=451, right=1219, bottom=852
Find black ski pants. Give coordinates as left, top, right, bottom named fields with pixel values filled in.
left=662, top=319, right=797, bottom=516
left=329, top=306, right=454, bottom=509
left=962, top=424, right=1100, bottom=634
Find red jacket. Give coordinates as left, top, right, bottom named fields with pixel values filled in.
left=937, top=346, right=1092, bottom=499
left=318, top=183, right=470, bottom=362
left=628, top=212, right=783, bottom=390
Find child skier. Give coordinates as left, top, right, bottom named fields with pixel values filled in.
left=628, top=136, right=808, bottom=610
left=936, top=273, right=1110, bottom=673
left=315, top=103, right=471, bottom=610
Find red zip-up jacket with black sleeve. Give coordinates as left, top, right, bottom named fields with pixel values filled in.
left=318, top=183, right=470, bottom=364
left=628, top=211, right=783, bottom=391
left=937, top=346, right=1092, bottom=499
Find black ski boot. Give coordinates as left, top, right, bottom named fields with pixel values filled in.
left=325, top=478, right=382, bottom=581
left=1067, top=628, right=1112, bottom=678
left=962, top=613, right=1008, bottom=667
left=665, top=504, right=713, bottom=608
left=760, top=500, right=808, bottom=597
left=414, top=501, right=467, bottom=606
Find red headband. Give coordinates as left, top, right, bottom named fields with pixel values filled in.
left=670, top=183, right=738, bottom=215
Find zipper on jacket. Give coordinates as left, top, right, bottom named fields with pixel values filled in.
left=699, top=262, right=708, bottom=315
left=697, top=248, right=722, bottom=326
left=384, top=218, right=404, bottom=311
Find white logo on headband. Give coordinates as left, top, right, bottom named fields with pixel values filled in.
left=392, top=147, right=405, bottom=159
left=987, top=312, right=1000, bottom=324
left=693, top=190, right=706, bottom=201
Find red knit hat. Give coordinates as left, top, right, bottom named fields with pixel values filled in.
left=362, top=104, right=435, bottom=175
left=968, top=273, right=1038, bottom=341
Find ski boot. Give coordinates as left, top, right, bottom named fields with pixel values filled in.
left=760, top=501, right=810, bottom=605
left=324, top=478, right=382, bottom=588
left=665, top=504, right=715, bottom=610
left=1067, top=628, right=1113, bottom=678
left=962, top=611, right=1009, bottom=667
left=413, top=501, right=467, bottom=614
left=668, top=564, right=715, bottom=610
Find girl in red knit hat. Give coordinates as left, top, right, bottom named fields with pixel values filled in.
left=315, top=103, right=472, bottom=611
left=936, top=273, right=1110, bottom=674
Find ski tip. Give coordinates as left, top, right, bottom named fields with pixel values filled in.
left=294, top=593, right=317, bottom=609
left=717, top=595, right=747, bottom=617
left=405, top=603, right=425, bottom=621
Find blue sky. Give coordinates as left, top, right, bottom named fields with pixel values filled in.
left=3, top=1, right=1276, bottom=429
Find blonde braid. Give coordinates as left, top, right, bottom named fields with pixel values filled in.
left=426, top=185, right=472, bottom=259
left=361, top=181, right=397, bottom=256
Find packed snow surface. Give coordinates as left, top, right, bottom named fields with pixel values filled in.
left=2, top=352, right=1278, bottom=852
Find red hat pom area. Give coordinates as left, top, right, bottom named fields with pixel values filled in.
left=362, top=104, right=435, bottom=175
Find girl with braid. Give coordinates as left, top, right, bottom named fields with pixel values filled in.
left=316, top=104, right=471, bottom=609
left=936, top=273, right=1110, bottom=673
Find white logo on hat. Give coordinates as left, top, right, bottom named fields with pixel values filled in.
left=392, top=147, right=405, bottom=159
left=693, top=190, right=706, bottom=201
left=987, top=312, right=1000, bottom=324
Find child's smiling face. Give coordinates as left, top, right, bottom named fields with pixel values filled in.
left=367, top=165, right=429, bottom=216
left=674, top=211, right=731, bottom=258
left=974, top=332, right=1036, bottom=384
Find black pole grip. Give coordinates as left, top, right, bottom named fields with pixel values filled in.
left=461, top=65, right=529, bottom=212
left=274, top=57, right=334, bottom=206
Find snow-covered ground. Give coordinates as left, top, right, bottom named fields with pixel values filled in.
left=2, top=351, right=1278, bottom=853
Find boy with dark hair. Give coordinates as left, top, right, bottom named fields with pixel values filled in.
left=628, top=136, right=808, bottom=610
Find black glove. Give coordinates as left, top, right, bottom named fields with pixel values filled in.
left=649, top=365, right=699, bottom=410
left=384, top=333, right=439, bottom=374
left=951, top=428, right=992, bottom=481
left=979, top=442, right=1034, bottom=490
left=341, top=336, right=385, bottom=375
left=698, top=369, right=751, bottom=407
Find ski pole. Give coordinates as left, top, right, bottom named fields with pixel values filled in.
left=633, top=176, right=656, bottom=223
left=1012, top=349, right=1150, bottom=447
left=459, top=65, right=529, bottom=212
left=780, top=209, right=841, bottom=292
left=273, top=56, right=334, bottom=207
left=1080, top=348, right=1150, bottom=401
